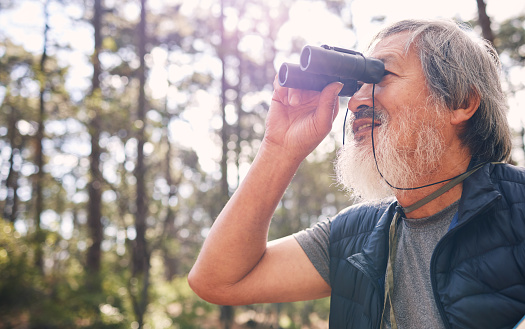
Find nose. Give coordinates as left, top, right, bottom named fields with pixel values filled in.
left=347, top=83, right=375, bottom=113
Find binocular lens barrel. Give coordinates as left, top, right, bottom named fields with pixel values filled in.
left=278, top=63, right=359, bottom=97
left=300, top=46, right=384, bottom=84
left=279, top=63, right=338, bottom=92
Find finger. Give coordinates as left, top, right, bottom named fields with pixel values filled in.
left=272, top=75, right=289, bottom=105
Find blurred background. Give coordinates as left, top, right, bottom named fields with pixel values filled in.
left=0, top=0, right=524, bottom=328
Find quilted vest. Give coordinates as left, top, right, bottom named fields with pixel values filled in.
left=328, top=162, right=525, bottom=329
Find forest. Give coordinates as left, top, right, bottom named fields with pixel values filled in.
left=0, top=0, right=524, bottom=328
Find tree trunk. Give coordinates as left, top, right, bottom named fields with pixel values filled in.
left=476, top=0, right=494, bottom=44
left=131, top=1, right=151, bottom=327
left=219, top=0, right=230, bottom=208
left=3, top=109, right=21, bottom=223
left=134, top=0, right=149, bottom=279
left=162, top=112, right=179, bottom=281
left=219, top=0, right=234, bottom=326
left=86, top=0, right=104, bottom=293
left=34, top=0, right=51, bottom=273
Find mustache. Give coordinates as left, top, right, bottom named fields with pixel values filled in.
left=347, top=106, right=387, bottom=127
left=354, top=105, right=377, bottom=120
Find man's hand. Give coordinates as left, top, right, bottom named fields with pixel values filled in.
left=264, top=76, right=343, bottom=161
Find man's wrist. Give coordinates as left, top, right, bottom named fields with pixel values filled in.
left=258, top=138, right=306, bottom=171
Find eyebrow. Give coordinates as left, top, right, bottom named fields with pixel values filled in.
left=373, top=54, right=401, bottom=75
left=374, top=54, right=397, bottom=65
left=367, top=54, right=397, bottom=77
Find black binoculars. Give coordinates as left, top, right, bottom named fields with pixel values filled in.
left=278, top=45, right=386, bottom=97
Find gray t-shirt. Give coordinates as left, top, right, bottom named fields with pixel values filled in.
left=293, top=219, right=332, bottom=284
left=293, top=201, right=459, bottom=329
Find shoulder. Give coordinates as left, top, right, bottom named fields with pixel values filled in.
left=330, top=199, right=394, bottom=244
left=490, top=162, right=525, bottom=183
left=489, top=163, right=525, bottom=204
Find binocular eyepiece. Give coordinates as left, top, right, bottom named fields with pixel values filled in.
left=278, top=45, right=385, bottom=97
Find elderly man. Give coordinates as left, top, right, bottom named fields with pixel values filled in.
left=189, top=19, right=525, bottom=329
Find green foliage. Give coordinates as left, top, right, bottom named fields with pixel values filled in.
left=495, top=15, right=525, bottom=62
left=0, top=219, right=36, bottom=320
left=150, top=276, right=216, bottom=329
left=0, top=219, right=130, bottom=328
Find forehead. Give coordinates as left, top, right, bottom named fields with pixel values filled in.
left=368, top=32, right=420, bottom=69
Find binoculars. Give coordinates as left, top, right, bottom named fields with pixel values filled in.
left=278, top=45, right=386, bottom=97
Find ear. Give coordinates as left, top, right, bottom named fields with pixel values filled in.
left=450, top=92, right=480, bottom=126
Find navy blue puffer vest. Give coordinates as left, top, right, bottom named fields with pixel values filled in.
left=328, top=162, right=525, bottom=329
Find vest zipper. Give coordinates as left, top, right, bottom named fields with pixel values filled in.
left=429, top=195, right=501, bottom=329
left=347, top=256, right=385, bottom=329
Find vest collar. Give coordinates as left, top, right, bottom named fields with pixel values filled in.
left=456, top=160, right=501, bottom=228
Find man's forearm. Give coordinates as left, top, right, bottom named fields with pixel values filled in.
left=189, top=79, right=341, bottom=304
left=188, top=141, right=302, bottom=301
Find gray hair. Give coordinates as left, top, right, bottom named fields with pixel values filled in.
left=371, top=19, right=512, bottom=162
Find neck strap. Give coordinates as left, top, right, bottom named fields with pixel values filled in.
left=401, top=162, right=487, bottom=214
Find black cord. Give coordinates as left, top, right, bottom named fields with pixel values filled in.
left=342, top=108, right=349, bottom=146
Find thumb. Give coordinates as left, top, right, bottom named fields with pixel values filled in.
left=316, top=82, right=343, bottom=128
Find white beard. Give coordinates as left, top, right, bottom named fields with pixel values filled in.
left=335, top=105, right=447, bottom=202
